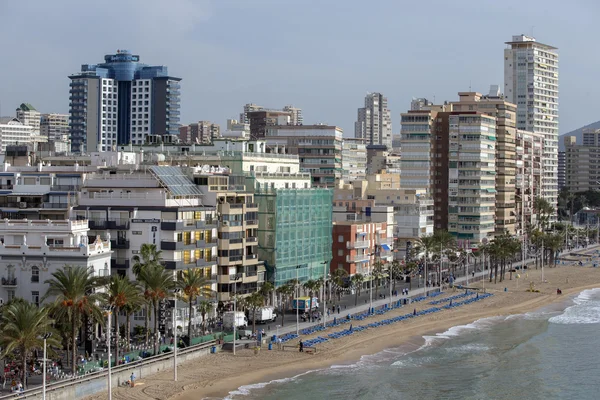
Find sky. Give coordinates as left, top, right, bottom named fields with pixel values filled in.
left=0, top=0, right=599, bottom=136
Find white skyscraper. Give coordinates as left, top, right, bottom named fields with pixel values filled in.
left=354, top=93, right=392, bottom=149
left=504, top=34, right=559, bottom=209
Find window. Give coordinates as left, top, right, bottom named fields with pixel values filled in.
left=31, top=266, right=39, bottom=283
left=338, top=235, right=344, bottom=243
left=7, top=290, right=15, bottom=301
left=32, top=291, right=40, bottom=307
left=337, top=249, right=344, bottom=256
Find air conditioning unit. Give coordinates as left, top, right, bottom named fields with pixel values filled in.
left=19, top=202, right=27, bottom=209
left=222, top=221, right=229, bottom=226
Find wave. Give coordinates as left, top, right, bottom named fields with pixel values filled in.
left=222, top=369, right=317, bottom=399
left=549, top=288, right=600, bottom=325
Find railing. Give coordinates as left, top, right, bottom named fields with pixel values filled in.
left=51, top=184, right=79, bottom=191
left=111, top=258, right=130, bottom=269
left=245, top=270, right=258, bottom=277
left=43, top=202, right=70, bottom=209
left=229, top=255, right=243, bottom=262
left=229, top=274, right=242, bottom=281
left=108, top=219, right=130, bottom=229
left=89, top=219, right=107, bottom=229
left=348, top=240, right=370, bottom=249
left=228, top=203, right=244, bottom=209
left=110, top=239, right=130, bottom=249
left=347, top=254, right=370, bottom=263
left=245, top=220, right=258, bottom=226
left=0, top=339, right=218, bottom=400
left=246, top=237, right=258, bottom=243
left=246, top=203, right=258, bottom=208
left=246, top=254, right=258, bottom=260
left=1, top=277, right=17, bottom=286
left=229, top=238, right=244, bottom=244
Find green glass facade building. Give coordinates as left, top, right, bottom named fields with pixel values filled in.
left=255, top=188, right=333, bottom=287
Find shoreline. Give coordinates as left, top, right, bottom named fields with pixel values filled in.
left=84, top=264, right=600, bottom=400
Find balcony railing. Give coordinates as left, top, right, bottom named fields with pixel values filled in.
left=89, top=220, right=107, bottom=229
left=246, top=254, right=258, bottom=260
left=347, top=240, right=369, bottom=249
left=107, top=219, right=130, bottom=230
left=110, top=239, right=130, bottom=249
left=229, top=238, right=244, bottom=244
left=1, top=277, right=17, bottom=286
left=246, top=237, right=258, bottom=243
left=346, top=254, right=370, bottom=263
left=245, top=220, right=258, bottom=226
left=111, top=259, right=130, bottom=269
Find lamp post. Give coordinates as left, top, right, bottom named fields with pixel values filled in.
left=321, top=260, right=328, bottom=328
left=104, top=307, right=113, bottom=400
left=296, top=265, right=300, bottom=336
left=173, top=288, right=181, bottom=381
left=42, top=332, right=52, bottom=400
left=481, top=237, right=488, bottom=293
left=232, top=274, right=241, bottom=356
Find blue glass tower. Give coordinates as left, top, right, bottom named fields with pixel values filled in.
left=69, top=50, right=181, bottom=153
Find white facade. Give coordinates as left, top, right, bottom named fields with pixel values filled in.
left=0, top=219, right=111, bottom=304
left=354, top=93, right=392, bottom=149
left=504, top=34, right=559, bottom=209
left=282, top=105, right=303, bottom=125
left=341, top=139, right=367, bottom=182
left=131, top=79, right=152, bottom=145
left=0, top=118, right=35, bottom=152
left=100, top=78, right=119, bottom=151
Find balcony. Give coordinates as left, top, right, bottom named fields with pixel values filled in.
left=347, top=240, right=369, bottom=249
left=161, top=240, right=184, bottom=251
left=346, top=254, right=370, bottom=263
left=107, top=219, right=130, bottom=230
left=89, top=219, right=107, bottom=230
left=51, top=184, right=79, bottom=191
left=111, top=258, right=130, bottom=269
left=196, top=257, right=217, bottom=268
left=246, top=237, right=258, bottom=243
left=1, top=277, right=17, bottom=287
left=110, top=239, right=130, bottom=249
left=161, top=219, right=216, bottom=231
left=196, top=237, right=217, bottom=248
left=245, top=220, right=258, bottom=227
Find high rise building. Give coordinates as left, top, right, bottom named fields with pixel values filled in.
left=447, top=113, right=497, bottom=245
left=247, top=110, right=292, bottom=139
left=410, top=98, right=434, bottom=111
left=69, top=50, right=181, bottom=153
left=179, top=121, right=220, bottom=143
left=282, top=105, right=303, bottom=125
left=16, top=103, right=41, bottom=134
left=564, top=133, right=600, bottom=193
left=558, top=151, right=566, bottom=190
left=355, top=93, right=392, bottom=149
left=450, top=88, right=517, bottom=236
left=0, top=117, right=35, bottom=153
left=239, top=103, right=265, bottom=124
left=504, top=35, right=559, bottom=209
left=240, top=104, right=303, bottom=126
left=516, top=129, right=544, bottom=234
left=341, top=138, right=367, bottom=182
left=41, top=113, right=69, bottom=142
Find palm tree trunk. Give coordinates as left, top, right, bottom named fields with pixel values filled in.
left=188, top=300, right=193, bottom=343
left=21, top=347, right=27, bottom=389
left=71, top=315, right=77, bottom=372
left=145, top=304, right=150, bottom=346
left=114, top=308, right=120, bottom=365
left=126, top=311, right=132, bottom=352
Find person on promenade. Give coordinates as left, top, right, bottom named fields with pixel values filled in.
left=299, top=340, right=304, bottom=353
left=130, top=373, right=135, bottom=388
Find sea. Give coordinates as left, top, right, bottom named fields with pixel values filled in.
left=219, top=288, right=600, bottom=400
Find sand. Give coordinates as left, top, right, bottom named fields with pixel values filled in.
left=84, top=257, right=600, bottom=400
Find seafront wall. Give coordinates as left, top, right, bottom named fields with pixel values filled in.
left=1, top=342, right=215, bottom=400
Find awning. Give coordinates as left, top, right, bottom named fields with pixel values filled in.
left=358, top=232, right=367, bottom=236
left=485, top=188, right=497, bottom=193
left=381, top=244, right=391, bottom=251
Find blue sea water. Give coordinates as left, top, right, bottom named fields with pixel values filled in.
left=222, top=288, right=600, bottom=400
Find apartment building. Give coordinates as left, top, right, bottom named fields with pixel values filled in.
left=505, top=35, right=559, bottom=210
left=179, top=121, right=220, bottom=144
left=558, top=151, right=566, bottom=190
left=240, top=104, right=303, bottom=127
left=366, top=145, right=401, bottom=175
left=451, top=89, right=517, bottom=235
left=341, top=138, right=367, bottom=182
left=16, top=103, right=41, bottom=134
left=355, top=92, right=392, bottom=149
left=447, top=113, right=497, bottom=245
left=516, top=129, right=544, bottom=234
left=564, top=134, right=600, bottom=193
left=191, top=166, right=263, bottom=301
left=247, top=110, right=293, bottom=139
left=0, top=118, right=37, bottom=153
left=332, top=220, right=392, bottom=277
left=264, top=125, right=343, bottom=188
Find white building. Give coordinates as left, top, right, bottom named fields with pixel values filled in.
left=0, top=118, right=35, bottom=152
left=16, top=104, right=41, bottom=134
left=354, top=93, right=392, bottom=149
left=341, top=138, right=367, bottom=182
left=504, top=34, right=559, bottom=210
left=0, top=219, right=112, bottom=304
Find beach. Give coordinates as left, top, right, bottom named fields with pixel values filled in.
left=85, top=260, right=600, bottom=400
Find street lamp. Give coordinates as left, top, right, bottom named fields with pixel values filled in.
left=321, top=260, right=329, bottom=328
left=296, top=265, right=301, bottom=336
left=104, top=306, right=114, bottom=400
left=232, top=273, right=241, bottom=356
left=172, top=288, right=181, bottom=381
left=42, top=332, right=52, bottom=400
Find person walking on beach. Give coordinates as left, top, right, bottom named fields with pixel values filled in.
left=130, top=372, right=135, bottom=388
left=337, top=305, right=340, bottom=314
left=299, top=340, right=304, bottom=353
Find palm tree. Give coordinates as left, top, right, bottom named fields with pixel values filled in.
left=0, top=302, right=60, bottom=388
left=132, top=243, right=163, bottom=345
left=546, top=232, right=564, bottom=266
left=276, top=284, right=294, bottom=327
left=44, top=265, right=104, bottom=371
left=405, top=261, right=418, bottom=290
left=351, top=273, right=364, bottom=306
left=196, top=300, right=212, bottom=335
left=259, top=281, right=274, bottom=306
left=176, top=268, right=214, bottom=342
left=331, top=268, right=348, bottom=301
left=534, top=197, right=554, bottom=230
left=103, top=275, right=141, bottom=363
left=139, top=264, right=174, bottom=355
left=372, top=261, right=384, bottom=298
left=433, top=230, right=456, bottom=284
left=415, top=234, right=437, bottom=290
left=390, top=260, right=401, bottom=292
left=246, top=291, right=265, bottom=333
